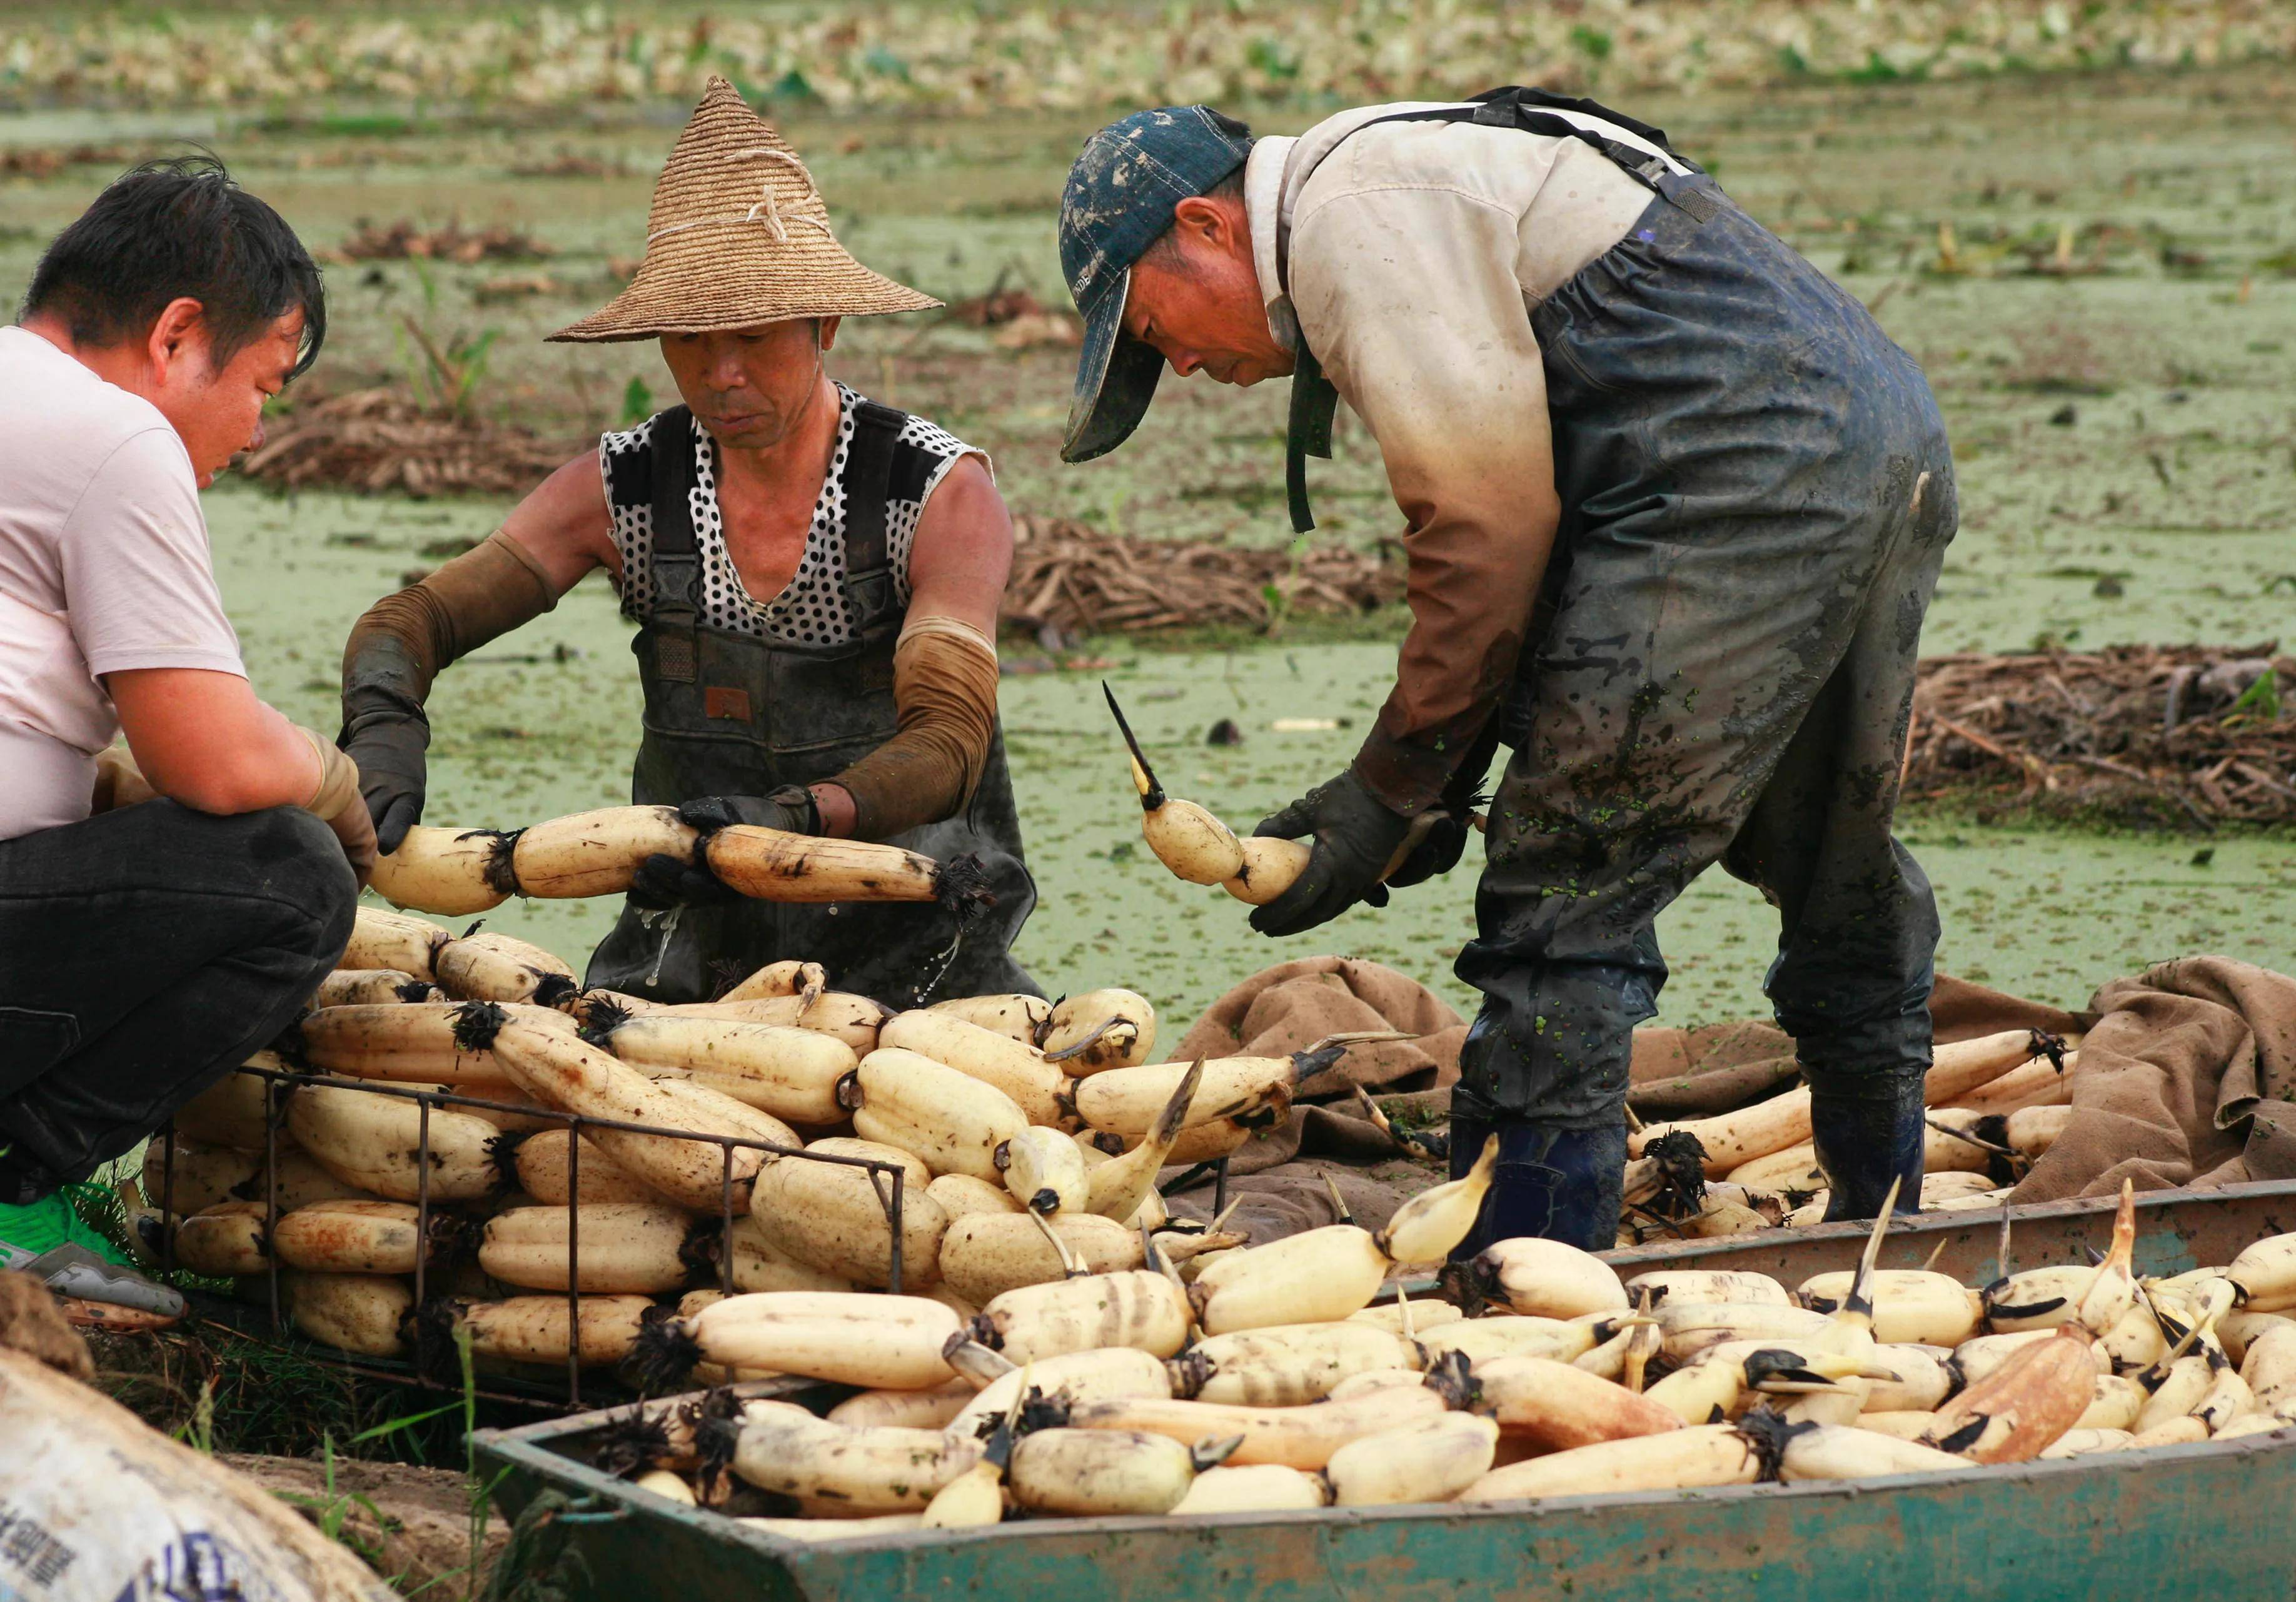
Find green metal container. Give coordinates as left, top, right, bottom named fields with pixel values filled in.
left=473, top=1177, right=2296, bottom=1601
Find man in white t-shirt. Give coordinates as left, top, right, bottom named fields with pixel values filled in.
left=0, top=158, right=373, bottom=1289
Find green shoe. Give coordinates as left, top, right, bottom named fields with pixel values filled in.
left=0, top=1191, right=124, bottom=1265
left=1, top=1193, right=185, bottom=1318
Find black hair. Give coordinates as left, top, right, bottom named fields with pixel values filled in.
left=1136, top=159, right=1252, bottom=273
left=20, top=154, right=326, bottom=380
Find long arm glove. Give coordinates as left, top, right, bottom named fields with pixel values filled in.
left=822, top=616, right=1001, bottom=842
left=339, top=530, right=556, bottom=850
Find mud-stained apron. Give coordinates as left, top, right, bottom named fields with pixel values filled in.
left=585, top=400, right=1039, bottom=1007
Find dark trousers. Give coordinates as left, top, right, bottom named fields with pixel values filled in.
left=1454, top=176, right=1956, bottom=1132
left=0, top=800, right=355, bottom=1198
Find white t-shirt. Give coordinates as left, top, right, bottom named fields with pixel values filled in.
left=0, top=326, right=246, bottom=841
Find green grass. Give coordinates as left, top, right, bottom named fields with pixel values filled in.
left=93, top=1317, right=475, bottom=1462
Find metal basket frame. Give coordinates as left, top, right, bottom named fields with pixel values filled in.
left=149, top=1062, right=1234, bottom=1409
left=149, top=1063, right=913, bottom=1408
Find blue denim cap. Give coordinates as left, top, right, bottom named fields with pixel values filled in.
left=1057, top=106, right=1254, bottom=463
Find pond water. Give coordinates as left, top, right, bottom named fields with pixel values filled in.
left=8, top=56, right=2293, bottom=1034
left=208, top=488, right=2296, bottom=1030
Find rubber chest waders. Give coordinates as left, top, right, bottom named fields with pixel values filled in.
left=585, top=400, right=1039, bottom=1007
left=1278, top=87, right=1953, bottom=1237
left=1279, top=86, right=1710, bottom=535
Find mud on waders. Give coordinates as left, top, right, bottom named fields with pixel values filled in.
left=1059, top=88, right=1953, bottom=1249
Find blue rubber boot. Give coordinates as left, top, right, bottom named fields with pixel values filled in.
left=1810, top=1076, right=1926, bottom=1222
left=1447, top=1119, right=1627, bottom=1257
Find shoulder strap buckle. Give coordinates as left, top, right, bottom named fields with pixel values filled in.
left=644, top=404, right=703, bottom=620
left=840, top=397, right=906, bottom=638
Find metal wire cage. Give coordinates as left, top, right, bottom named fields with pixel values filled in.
left=148, top=1064, right=913, bottom=1409
left=148, top=1064, right=1233, bottom=1410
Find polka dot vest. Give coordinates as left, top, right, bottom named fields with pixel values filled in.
left=599, top=383, right=980, bottom=646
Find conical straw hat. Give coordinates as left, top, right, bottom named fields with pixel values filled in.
left=551, top=77, right=937, bottom=342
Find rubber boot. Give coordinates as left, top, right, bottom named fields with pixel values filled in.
left=1446, top=1119, right=1628, bottom=1258
left=1809, top=1076, right=1926, bottom=1222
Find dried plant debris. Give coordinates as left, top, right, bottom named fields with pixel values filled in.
left=471, top=273, right=567, bottom=303
left=0, top=144, right=131, bottom=178
left=1908, top=645, right=2296, bottom=827
left=236, top=389, right=575, bottom=499
left=328, top=219, right=552, bottom=265
left=1003, top=516, right=1403, bottom=639
left=945, top=279, right=1084, bottom=348
left=945, top=278, right=1050, bottom=329
left=509, top=153, right=625, bottom=179
left=7, top=3, right=2291, bottom=114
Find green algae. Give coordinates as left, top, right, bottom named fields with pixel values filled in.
left=5, top=57, right=2292, bottom=1032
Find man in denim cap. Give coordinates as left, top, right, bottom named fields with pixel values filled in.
left=1057, top=94, right=1956, bottom=1251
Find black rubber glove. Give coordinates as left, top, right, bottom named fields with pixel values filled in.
left=627, top=790, right=817, bottom=910
left=1384, top=722, right=1502, bottom=889
left=339, top=689, right=430, bottom=854
left=1381, top=810, right=1471, bottom=890
left=1248, top=769, right=1413, bottom=938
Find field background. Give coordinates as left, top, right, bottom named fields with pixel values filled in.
left=3, top=1, right=2292, bottom=1032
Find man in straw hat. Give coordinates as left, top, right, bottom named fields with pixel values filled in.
left=338, top=79, right=1035, bottom=1005
left=1055, top=96, right=1956, bottom=1248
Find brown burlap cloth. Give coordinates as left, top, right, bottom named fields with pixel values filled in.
left=1160, top=958, right=1464, bottom=1242
left=1162, top=955, right=2296, bottom=1239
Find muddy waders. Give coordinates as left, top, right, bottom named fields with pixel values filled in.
left=1294, top=93, right=1953, bottom=1252
left=585, top=401, right=1039, bottom=1009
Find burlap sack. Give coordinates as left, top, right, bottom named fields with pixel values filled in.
left=1162, top=958, right=1464, bottom=1226
left=1175, top=957, right=1466, bottom=1101
left=1626, top=975, right=2095, bottom=1120
left=1166, top=1156, right=1438, bottom=1241
left=1164, top=963, right=2098, bottom=1204
left=2012, top=956, right=2296, bottom=1201
left=1161, top=956, right=2296, bottom=1242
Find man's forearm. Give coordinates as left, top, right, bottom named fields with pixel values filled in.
left=340, top=529, right=558, bottom=711
left=829, top=617, right=1002, bottom=841
left=109, top=669, right=331, bottom=814
left=1349, top=480, right=1560, bottom=813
